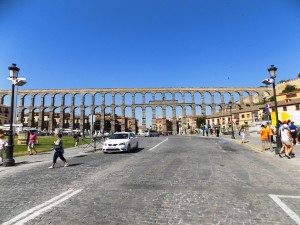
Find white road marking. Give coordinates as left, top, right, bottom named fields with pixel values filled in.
left=215, top=142, right=225, bottom=152
left=149, top=137, right=168, bottom=151
left=2, top=189, right=82, bottom=225
left=269, top=194, right=300, bottom=225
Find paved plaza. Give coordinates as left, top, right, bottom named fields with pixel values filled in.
left=0, top=133, right=300, bottom=225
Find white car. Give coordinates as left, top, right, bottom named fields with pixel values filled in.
left=138, top=131, right=147, bottom=136
left=102, top=132, right=139, bottom=153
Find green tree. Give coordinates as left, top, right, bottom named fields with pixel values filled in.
left=298, top=73, right=300, bottom=78
left=282, top=84, right=297, bottom=93
left=196, top=116, right=206, bottom=128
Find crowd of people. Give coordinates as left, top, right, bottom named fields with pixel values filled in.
left=260, top=120, right=300, bottom=159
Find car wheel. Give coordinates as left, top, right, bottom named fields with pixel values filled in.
left=127, top=144, right=131, bottom=153
left=135, top=142, right=139, bottom=150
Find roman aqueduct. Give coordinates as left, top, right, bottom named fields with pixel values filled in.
left=0, top=87, right=272, bottom=134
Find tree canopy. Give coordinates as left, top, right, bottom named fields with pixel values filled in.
left=282, top=84, right=298, bottom=93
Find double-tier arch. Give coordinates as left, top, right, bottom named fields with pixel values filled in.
left=0, top=87, right=271, bottom=134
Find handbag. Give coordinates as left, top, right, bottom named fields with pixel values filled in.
left=54, top=145, right=61, bottom=151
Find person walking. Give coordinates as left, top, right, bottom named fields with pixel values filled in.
left=48, top=133, right=68, bottom=169
left=205, top=125, right=209, bottom=136
left=239, top=125, right=246, bottom=143
left=73, top=132, right=80, bottom=148
left=260, top=124, right=271, bottom=152
left=279, top=124, right=294, bottom=158
left=289, top=121, right=298, bottom=145
left=215, top=125, right=220, bottom=137
left=266, top=122, right=275, bottom=144
left=0, top=134, right=7, bottom=166
left=28, top=130, right=38, bottom=155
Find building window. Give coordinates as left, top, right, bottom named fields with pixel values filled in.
left=241, top=114, right=245, bottom=119
left=296, top=105, right=300, bottom=111
left=283, top=106, right=287, bottom=111
left=246, top=114, right=250, bottom=118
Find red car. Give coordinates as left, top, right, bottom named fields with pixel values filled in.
left=162, top=131, right=169, bottom=136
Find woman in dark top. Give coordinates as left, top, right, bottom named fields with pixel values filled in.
left=48, top=133, right=68, bottom=169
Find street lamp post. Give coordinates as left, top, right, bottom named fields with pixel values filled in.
left=262, top=65, right=281, bottom=154
left=3, top=64, right=20, bottom=167
left=228, top=101, right=235, bottom=139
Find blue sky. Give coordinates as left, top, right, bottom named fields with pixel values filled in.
left=1, top=0, right=300, bottom=91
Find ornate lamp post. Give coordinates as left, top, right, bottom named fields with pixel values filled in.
left=262, top=65, right=280, bottom=154
left=4, top=64, right=20, bottom=167
left=228, top=101, right=235, bottom=139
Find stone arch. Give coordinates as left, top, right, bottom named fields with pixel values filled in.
left=74, top=93, right=81, bottom=107
left=1, top=94, right=10, bottom=106
left=23, top=94, right=31, bottom=107
left=31, top=108, right=39, bottom=128
left=42, top=107, right=50, bottom=131
left=73, top=107, right=81, bottom=130
left=214, top=91, right=221, bottom=104
left=104, top=93, right=112, bottom=106
left=134, top=106, right=143, bottom=127
left=53, top=93, right=61, bottom=107
left=84, top=93, right=92, bottom=107
left=125, top=106, right=132, bottom=131
left=63, top=107, right=71, bottom=129
left=145, top=93, right=152, bottom=104
left=195, top=105, right=202, bottom=115
left=114, top=106, right=121, bottom=132
left=134, top=92, right=143, bottom=104
left=83, top=106, right=91, bottom=132
left=115, top=93, right=122, bottom=106
left=124, top=92, right=132, bottom=105
left=175, top=92, right=182, bottom=103
left=155, top=92, right=163, bottom=101
left=223, top=92, right=231, bottom=104
left=251, top=91, right=260, bottom=104
left=215, top=104, right=222, bottom=113
left=145, top=106, right=152, bottom=129
left=184, top=92, right=192, bottom=103
left=233, top=91, right=241, bottom=104
left=93, top=106, right=101, bottom=131
left=204, top=92, right=211, bottom=104
left=43, top=94, right=51, bottom=107
left=64, top=93, right=72, bottom=106
left=194, top=92, right=201, bottom=104
left=176, top=106, right=183, bottom=134
left=94, top=93, right=102, bottom=106
left=21, top=108, right=30, bottom=127
left=205, top=105, right=212, bottom=116
left=242, top=91, right=250, bottom=106
left=165, top=92, right=172, bottom=101
left=33, top=94, right=41, bottom=107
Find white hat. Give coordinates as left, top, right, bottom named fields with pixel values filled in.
left=283, top=124, right=289, bottom=128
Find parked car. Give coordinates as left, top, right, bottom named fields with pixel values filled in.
left=162, top=131, right=169, bottom=136
left=102, top=132, right=138, bottom=153
left=35, top=131, right=46, bottom=136
left=138, top=131, right=147, bottom=136
left=146, top=130, right=160, bottom=137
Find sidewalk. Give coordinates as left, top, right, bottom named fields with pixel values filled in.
left=205, top=131, right=300, bottom=162
left=0, top=144, right=99, bottom=173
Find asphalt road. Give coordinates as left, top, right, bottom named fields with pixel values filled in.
left=1, top=136, right=300, bottom=225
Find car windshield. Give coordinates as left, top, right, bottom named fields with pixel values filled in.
left=109, top=133, right=129, bottom=139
